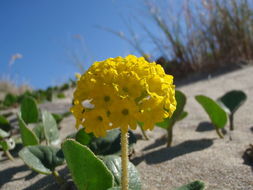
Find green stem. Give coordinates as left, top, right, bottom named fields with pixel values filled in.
left=140, top=125, right=149, bottom=140
left=4, top=150, right=14, bottom=161
left=167, top=126, right=173, bottom=147
left=229, top=114, right=234, bottom=131
left=215, top=127, right=224, bottom=139
left=121, top=130, right=129, bottom=190
left=52, top=170, right=65, bottom=185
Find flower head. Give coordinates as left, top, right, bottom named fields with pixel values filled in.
left=71, top=55, right=176, bottom=137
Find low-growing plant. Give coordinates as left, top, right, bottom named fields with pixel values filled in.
left=0, top=83, right=71, bottom=110
left=18, top=114, right=40, bottom=146
left=17, top=96, right=66, bottom=185
left=156, top=90, right=188, bottom=147
left=217, top=90, right=247, bottom=131
left=72, top=128, right=137, bottom=156
left=66, top=55, right=206, bottom=190
left=195, top=95, right=227, bottom=138
left=62, top=139, right=141, bottom=190
left=57, top=92, right=66, bottom=99
left=20, top=96, right=39, bottom=124
left=196, top=90, right=247, bottom=138
left=0, top=114, right=11, bottom=132
left=19, top=145, right=65, bottom=185
left=3, top=93, right=18, bottom=107
left=174, top=180, right=205, bottom=190
left=0, top=115, right=15, bottom=160
left=0, top=128, right=15, bottom=161
left=2, top=55, right=207, bottom=190
left=18, top=96, right=61, bottom=146
left=52, top=111, right=71, bottom=124
left=59, top=83, right=70, bottom=91
left=69, top=55, right=177, bottom=190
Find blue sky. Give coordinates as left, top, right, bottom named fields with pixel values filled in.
left=0, top=0, right=143, bottom=89
left=0, top=0, right=183, bottom=89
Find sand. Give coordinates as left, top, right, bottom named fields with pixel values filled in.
left=1, top=66, right=253, bottom=190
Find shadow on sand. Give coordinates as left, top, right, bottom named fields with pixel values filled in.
left=0, top=164, right=30, bottom=188
left=132, top=138, right=213, bottom=165
left=195, top=122, right=214, bottom=132
left=142, top=135, right=167, bottom=151
left=22, top=166, right=75, bottom=190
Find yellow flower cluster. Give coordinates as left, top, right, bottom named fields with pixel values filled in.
left=71, top=55, right=176, bottom=137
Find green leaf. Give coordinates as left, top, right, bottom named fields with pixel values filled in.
left=3, top=93, right=17, bottom=107
left=75, top=128, right=93, bottom=146
left=101, top=155, right=142, bottom=190
left=156, top=117, right=172, bottom=129
left=157, top=90, right=187, bottom=129
left=195, top=95, right=227, bottom=129
left=21, top=96, right=39, bottom=124
left=0, top=115, right=11, bottom=131
left=0, top=140, right=9, bottom=151
left=89, top=129, right=137, bottom=155
left=18, top=114, right=39, bottom=146
left=62, top=139, right=114, bottom=190
left=171, top=90, right=187, bottom=120
left=217, top=90, right=247, bottom=114
left=19, top=145, right=65, bottom=175
left=174, top=180, right=205, bottom=190
left=42, top=111, right=60, bottom=145
left=52, top=112, right=71, bottom=124
left=32, top=123, right=45, bottom=142
left=0, top=128, right=10, bottom=138
left=52, top=113, right=64, bottom=124
left=45, top=87, right=53, bottom=101
left=107, top=187, right=121, bottom=190
left=177, top=111, right=188, bottom=121
left=57, top=93, right=65, bottom=99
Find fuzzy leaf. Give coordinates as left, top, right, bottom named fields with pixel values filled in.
left=101, top=155, right=142, bottom=190
left=62, top=139, right=114, bottom=190
left=42, top=111, right=60, bottom=145
left=89, top=129, right=137, bottom=155
left=19, top=145, right=64, bottom=175
left=18, top=114, right=39, bottom=146
left=21, top=96, right=39, bottom=124
left=32, top=123, right=45, bottom=142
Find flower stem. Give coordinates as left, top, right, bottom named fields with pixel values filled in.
left=52, top=170, right=65, bottom=185
left=215, top=127, right=224, bottom=139
left=229, top=114, right=234, bottom=131
left=140, top=125, right=149, bottom=140
left=4, top=150, right=14, bottom=161
left=167, top=126, right=173, bottom=147
left=121, top=130, right=129, bottom=190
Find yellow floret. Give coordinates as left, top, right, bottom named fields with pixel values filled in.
left=71, top=55, right=176, bottom=137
